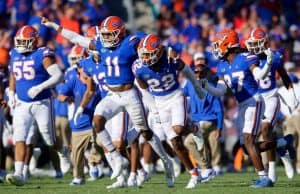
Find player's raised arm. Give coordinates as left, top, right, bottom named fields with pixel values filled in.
left=28, top=52, right=63, bottom=99
left=41, top=17, right=94, bottom=50
left=249, top=48, right=273, bottom=80
left=168, top=47, right=205, bottom=99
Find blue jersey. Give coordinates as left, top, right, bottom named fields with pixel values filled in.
left=9, top=47, right=54, bottom=102
left=217, top=53, right=259, bottom=103
left=80, top=56, right=108, bottom=98
left=257, top=51, right=283, bottom=93
left=93, top=35, right=140, bottom=86
left=57, top=68, right=101, bottom=132
left=182, top=80, right=223, bottom=129
left=133, top=54, right=181, bottom=96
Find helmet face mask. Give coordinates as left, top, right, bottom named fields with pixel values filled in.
left=100, top=16, right=125, bottom=48
left=138, top=34, right=163, bottom=67
left=212, top=29, right=240, bottom=60
left=100, top=29, right=121, bottom=48
left=68, top=45, right=87, bottom=67
left=245, top=38, right=266, bottom=54
left=245, top=28, right=267, bottom=55
left=14, top=26, right=38, bottom=53
left=138, top=47, right=160, bottom=67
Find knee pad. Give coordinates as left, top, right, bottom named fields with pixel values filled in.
left=141, top=130, right=153, bottom=141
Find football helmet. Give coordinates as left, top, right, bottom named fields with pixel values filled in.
left=68, top=45, right=87, bottom=67
left=245, top=28, right=267, bottom=54
left=99, top=16, right=125, bottom=48
left=212, top=29, right=239, bottom=59
left=138, top=34, right=163, bottom=66
left=14, top=25, right=39, bottom=53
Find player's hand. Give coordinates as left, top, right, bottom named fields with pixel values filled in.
left=28, top=86, right=43, bottom=99
left=74, top=106, right=84, bottom=125
left=264, top=48, right=274, bottom=65
left=41, top=17, right=59, bottom=31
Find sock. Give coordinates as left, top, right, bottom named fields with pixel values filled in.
left=258, top=170, right=267, bottom=179
left=97, top=130, right=115, bottom=152
left=269, top=161, right=276, bottom=171
left=143, top=163, right=153, bottom=175
left=23, top=164, right=29, bottom=176
left=14, top=161, right=24, bottom=176
left=148, top=134, right=169, bottom=162
left=105, top=152, right=115, bottom=169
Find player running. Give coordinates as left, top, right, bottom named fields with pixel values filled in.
left=133, top=34, right=205, bottom=189
left=245, top=28, right=297, bottom=182
left=200, top=29, right=294, bottom=188
left=41, top=16, right=174, bottom=186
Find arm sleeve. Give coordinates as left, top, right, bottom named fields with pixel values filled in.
left=61, top=28, right=91, bottom=49
left=252, top=64, right=271, bottom=80
left=38, top=64, right=63, bottom=90
left=181, top=64, right=198, bottom=88
left=247, top=53, right=270, bottom=80
left=205, top=80, right=227, bottom=97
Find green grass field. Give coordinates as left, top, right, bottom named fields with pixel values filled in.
left=1, top=168, right=300, bottom=194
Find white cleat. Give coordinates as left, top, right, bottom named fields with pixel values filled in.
left=185, top=175, right=198, bottom=189
left=137, top=171, right=150, bottom=186
left=163, top=159, right=175, bottom=188
left=127, top=175, right=138, bottom=187
left=200, top=168, right=215, bottom=183
left=110, top=155, right=128, bottom=180
left=106, top=176, right=127, bottom=189
left=69, top=178, right=85, bottom=186
left=281, top=153, right=295, bottom=179
left=6, top=174, right=25, bottom=186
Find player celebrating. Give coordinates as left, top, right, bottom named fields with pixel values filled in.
left=133, top=34, right=205, bottom=189
left=6, top=25, right=63, bottom=186
left=245, top=28, right=297, bottom=182
left=200, top=29, right=293, bottom=188
left=41, top=16, right=174, bottom=186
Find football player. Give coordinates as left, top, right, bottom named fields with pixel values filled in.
left=245, top=28, right=297, bottom=182
left=201, top=29, right=294, bottom=188
left=6, top=25, right=63, bottom=186
left=133, top=34, right=205, bottom=189
left=42, top=16, right=174, bottom=186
